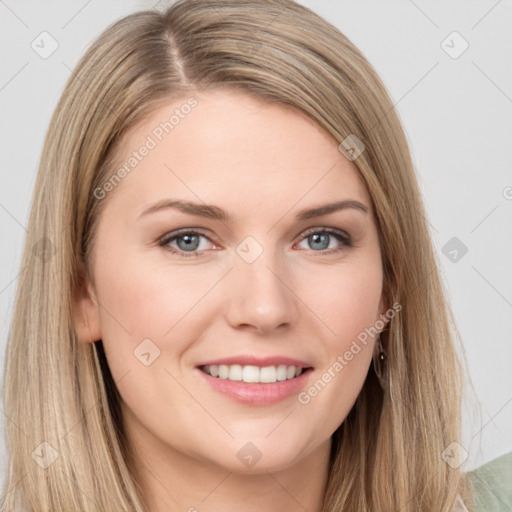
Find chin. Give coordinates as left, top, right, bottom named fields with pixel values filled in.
left=207, top=436, right=315, bottom=475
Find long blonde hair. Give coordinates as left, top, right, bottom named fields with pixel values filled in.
left=1, top=0, right=476, bottom=510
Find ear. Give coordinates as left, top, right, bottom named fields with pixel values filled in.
left=377, top=292, right=389, bottom=327
left=378, top=289, right=390, bottom=332
left=71, top=258, right=102, bottom=344
left=373, top=291, right=390, bottom=357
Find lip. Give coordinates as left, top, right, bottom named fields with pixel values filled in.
left=195, top=366, right=314, bottom=406
left=195, top=355, right=313, bottom=368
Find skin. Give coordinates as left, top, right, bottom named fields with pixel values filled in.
left=73, top=89, right=388, bottom=512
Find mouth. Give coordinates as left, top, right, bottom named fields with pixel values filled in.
left=199, top=364, right=313, bottom=384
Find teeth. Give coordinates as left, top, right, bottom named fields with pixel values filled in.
left=276, top=364, right=287, bottom=381
left=242, top=365, right=260, bottom=383
left=218, top=365, right=229, bottom=379
left=229, top=364, right=243, bottom=381
left=202, top=364, right=306, bottom=383
left=260, top=366, right=277, bottom=383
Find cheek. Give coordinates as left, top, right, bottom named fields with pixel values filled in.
left=296, top=254, right=382, bottom=409
left=91, top=244, right=222, bottom=372
left=307, top=256, right=383, bottom=349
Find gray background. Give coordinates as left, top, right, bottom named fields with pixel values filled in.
left=1, top=0, right=511, bottom=481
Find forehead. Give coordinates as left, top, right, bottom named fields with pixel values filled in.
left=103, top=89, right=372, bottom=218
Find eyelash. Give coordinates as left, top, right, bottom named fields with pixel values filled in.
left=157, top=227, right=353, bottom=258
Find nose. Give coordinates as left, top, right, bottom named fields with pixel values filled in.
left=223, top=250, right=299, bottom=335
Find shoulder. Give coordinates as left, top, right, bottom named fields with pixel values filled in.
left=466, top=451, right=512, bottom=512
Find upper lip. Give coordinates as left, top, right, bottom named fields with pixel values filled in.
left=196, top=355, right=313, bottom=368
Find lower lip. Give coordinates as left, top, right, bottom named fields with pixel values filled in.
left=196, top=368, right=313, bottom=406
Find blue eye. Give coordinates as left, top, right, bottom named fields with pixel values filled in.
left=158, top=227, right=352, bottom=258
left=158, top=229, right=213, bottom=258
left=297, top=228, right=352, bottom=253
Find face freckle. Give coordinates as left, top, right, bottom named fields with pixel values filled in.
left=82, top=88, right=387, bottom=479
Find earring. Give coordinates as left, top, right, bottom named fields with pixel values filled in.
left=373, top=334, right=388, bottom=388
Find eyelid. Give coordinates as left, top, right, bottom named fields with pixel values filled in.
left=294, top=226, right=351, bottom=243
left=158, top=227, right=215, bottom=244
left=158, top=225, right=353, bottom=258
left=157, top=228, right=221, bottom=253
left=158, top=226, right=350, bottom=245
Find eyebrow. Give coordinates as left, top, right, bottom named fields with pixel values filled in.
left=137, top=198, right=368, bottom=222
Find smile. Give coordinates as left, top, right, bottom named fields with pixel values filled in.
left=200, top=364, right=307, bottom=383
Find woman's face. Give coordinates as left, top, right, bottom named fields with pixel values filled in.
left=75, top=89, right=387, bottom=474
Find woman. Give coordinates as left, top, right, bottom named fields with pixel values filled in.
left=0, top=0, right=493, bottom=510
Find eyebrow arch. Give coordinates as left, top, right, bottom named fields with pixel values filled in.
left=136, top=198, right=368, bottom=222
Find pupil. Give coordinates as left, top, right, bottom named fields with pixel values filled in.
left=178, top=234, right=199, bottom=251
left=175, top=233, right=331, bottom=252
left=310, top=233, right=329, bottom=250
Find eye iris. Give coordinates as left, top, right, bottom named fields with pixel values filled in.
left=309, top=233, right=330, bottom=250
left=177, top=234, right=200, bottom=251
